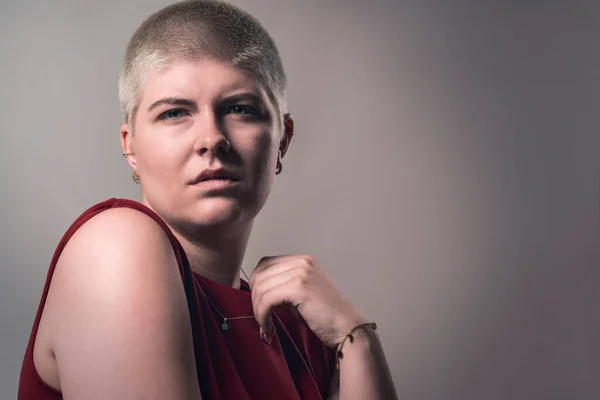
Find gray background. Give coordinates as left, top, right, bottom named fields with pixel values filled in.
left=1, top=0, right=599, bottom=399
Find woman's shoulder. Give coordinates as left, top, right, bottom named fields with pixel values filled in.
left=73, top=198, right=164, bottom=234
left=37, top=198, right=200, bottom=397
left=75, top=197, right=158, bottom=221
left=66, top=197, right=172, bottom=242
left=57, top=197, right=181, bottom=287
left=53, top=196, right=184, bottom=315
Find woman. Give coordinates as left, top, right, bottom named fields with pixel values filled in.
left=18, top=1, right=397, bottom=399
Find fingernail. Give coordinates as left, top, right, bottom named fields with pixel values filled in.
left=260, top=327, right=272, bottom=344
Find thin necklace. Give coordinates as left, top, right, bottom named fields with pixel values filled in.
left=204, top=292, right=255, bottom=331
left=240, top=267, right=250, bottom=281
left=204, top=268, right=254, bottom=332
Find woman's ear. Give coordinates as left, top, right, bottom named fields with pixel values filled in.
left=120, top=123, right=137, bottom=169
left=279, top=113, right=294, bottom=158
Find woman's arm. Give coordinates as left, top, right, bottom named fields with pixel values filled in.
left=249, top=255, right=398, bottom=400
left=46, top=208, right=202, bottom=400
left=328, top=327, right=397, bottom=400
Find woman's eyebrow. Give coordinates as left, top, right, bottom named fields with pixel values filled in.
left=221, top=92, right=265, bottom=105
left=147, top=97, right=197, bottom=113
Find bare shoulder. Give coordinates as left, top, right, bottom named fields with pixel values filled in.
left=53, top=206, right=180, bottom=307
left=69, top=205, right=173, bottom=252
left=36, top=206, right=201, bottom=399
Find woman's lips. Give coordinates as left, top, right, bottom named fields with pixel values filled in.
left=193, top=178, right=240, bottom=190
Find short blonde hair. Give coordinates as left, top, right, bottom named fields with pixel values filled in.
left=118, top=0, right=287, bottom=128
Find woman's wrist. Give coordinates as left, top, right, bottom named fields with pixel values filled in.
left=334, top=324, right=398, bottom=400
left=335, top=320, right=379, bottom=370
left=334, top=314, right=371, bottom=347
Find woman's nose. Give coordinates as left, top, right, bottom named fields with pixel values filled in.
left=193, top=113, right=231, bottom=156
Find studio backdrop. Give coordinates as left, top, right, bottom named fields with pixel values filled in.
left=1, top=1, right=598, bottom=399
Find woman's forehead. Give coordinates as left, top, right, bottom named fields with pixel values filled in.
left=140, top=59, right=269, bottom=101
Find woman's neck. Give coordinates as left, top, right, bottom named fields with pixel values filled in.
left=170, top=224, right=253, bottom=289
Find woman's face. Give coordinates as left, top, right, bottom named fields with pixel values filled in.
left=122, top=58, right=283, bottom=234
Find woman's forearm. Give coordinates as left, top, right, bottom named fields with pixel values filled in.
left=337, top=328, right=398, bottom=400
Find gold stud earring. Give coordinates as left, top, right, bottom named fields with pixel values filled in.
left=123, top=152, right=134, bottom=157
left=132, top=170, right=140, bottom=184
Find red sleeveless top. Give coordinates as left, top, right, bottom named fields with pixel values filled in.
left=18, top=198, right=336, bottom=399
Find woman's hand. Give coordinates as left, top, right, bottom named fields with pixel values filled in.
left=249, top=255, right=368, bottom=348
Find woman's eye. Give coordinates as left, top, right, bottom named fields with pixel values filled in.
left=158, top=109, right=188, bottom=120
left=224, top=105, right=259, bottom=119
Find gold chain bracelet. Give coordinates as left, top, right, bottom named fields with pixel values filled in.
left=335, top=322, right=377, bottom=370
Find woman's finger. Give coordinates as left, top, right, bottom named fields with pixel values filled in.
left=249, top=255, right=314, bottom=290
left=249, top=259, right=303, bottom=292
left=248, top=255, right=317, bottom=289
left=253, top=277, right=305, bottom=342
left=251, top=266, right=305, bottom=313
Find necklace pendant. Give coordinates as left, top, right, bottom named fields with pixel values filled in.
left=221, top=318, right=229, bottom=331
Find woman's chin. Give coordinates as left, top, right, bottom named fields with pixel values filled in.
left=187, top=198, right=251, bottom=230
